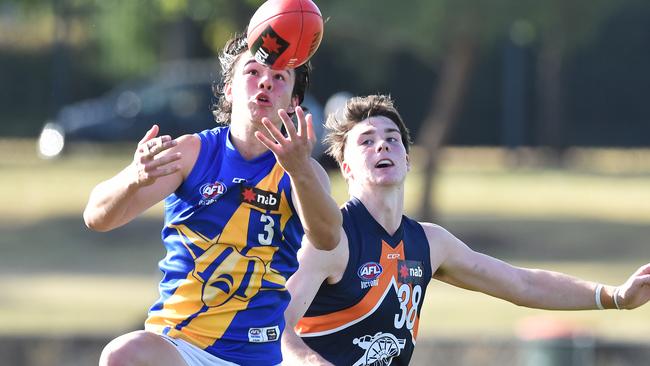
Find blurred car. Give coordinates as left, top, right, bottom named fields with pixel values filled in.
left=38, top=60, right=217, bottom=158
left=38, top=59, right=325, bottom=159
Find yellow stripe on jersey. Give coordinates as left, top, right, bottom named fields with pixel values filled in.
left=215, top=199, right=253, bottom=252
left=247, top=190, right=293, bottom=288
left=256, top=163, right=286, bottom=200
left=147, top=162, right=296, bottom=344
left=245, top=163, right=295, bottom=288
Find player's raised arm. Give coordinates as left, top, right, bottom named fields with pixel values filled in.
left=84, top=125, right=197, bottom=232
left=257, top=107, right=342, bottom=250
left=428, top=223, right=650, bottom=310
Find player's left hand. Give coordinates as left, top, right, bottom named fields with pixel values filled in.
left=616, top=263, right=650, bottom=309
left=255, top=106, right=316, bottom=174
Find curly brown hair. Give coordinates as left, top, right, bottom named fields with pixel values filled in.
left=212, top=32, right=313, bottom=124
left=324, top=94, right=411, bottom=166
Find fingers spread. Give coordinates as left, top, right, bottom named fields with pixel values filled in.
left=140, top=135, right=176, bottom=160
left=306, top=112, right=316, bottom=142
left=144, top=152, right=182, bottom=172
left=278, top=109, right=297, bottom=139
left=255, top=130, right=279, bottom=154
left=262, top=118, right=287, bottom=144
left=294, top=107, right=306, bottom=138
left=138, top=124, right=159, bottom=145
left=150, top=135, right=174, bottom=155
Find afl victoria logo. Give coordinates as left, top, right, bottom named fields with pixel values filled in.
left=357, top=262, right=383, bottom=281
left=201, top=181, right=226, bottom=198
left=198, top=181, right=227, bottom=206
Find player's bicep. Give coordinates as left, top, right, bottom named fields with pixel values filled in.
left=427, top=224, right=524, bottom=299
left=128, top=135, right=199, bottom=217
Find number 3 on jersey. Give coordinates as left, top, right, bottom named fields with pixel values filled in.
left=258, top=214, right=275, bottom=245
left=394, top=283, right=422, bottom=330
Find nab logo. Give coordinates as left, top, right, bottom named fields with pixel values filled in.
left=357, top=262, right=383, bottom=281
left=241, top=186, right=280, bottom=211
left=409, top=266, right=423, bottom=278
left=398, top=260, right=425, bottom=285
left=198, top=181, right=227, bottom=206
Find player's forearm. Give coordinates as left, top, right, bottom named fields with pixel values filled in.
left=83, top=164, right=141, bottom=232
left=514, top=268, right=618, bottom=310
left=290, top=168, right=341, bottom=250
left=282, top=328, right=333, bottom=366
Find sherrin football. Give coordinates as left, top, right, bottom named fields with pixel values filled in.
left=247, top=0, right=324, bottom=70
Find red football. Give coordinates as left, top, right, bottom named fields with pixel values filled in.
left=247, top=0, right=323, bottom=70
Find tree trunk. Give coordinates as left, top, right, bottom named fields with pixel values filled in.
left=416, top=33, right=477, bottom=221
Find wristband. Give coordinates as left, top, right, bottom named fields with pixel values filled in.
left=613, top=287, right=622, bottom=310
left=595, top=284, right=605, bottom=310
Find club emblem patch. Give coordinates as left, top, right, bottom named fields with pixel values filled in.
left=358, top=262, right=382, bottom=289
left=198, top=181, right=227, bottom=206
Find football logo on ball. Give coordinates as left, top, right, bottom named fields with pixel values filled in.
left=247, top=0, right=324, bottom=70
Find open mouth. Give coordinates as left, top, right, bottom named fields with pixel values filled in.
left=375, top=159, right=394, bottom=168
left=255, top=93, right=270, bottom=104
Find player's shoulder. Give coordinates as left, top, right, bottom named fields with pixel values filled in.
left=176, top=133, right=200, bottom=148
left=178, top=126, right=230, bottom=161
left=172, top=133, right=201, bottom=178
left=417, top=221, right=456, bottom=248
left=417, top=221, right=447, bottom=235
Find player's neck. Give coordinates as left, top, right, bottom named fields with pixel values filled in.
left=353, top=185, right=404, bottom=235
left=229, top=118, right=269, bottom=160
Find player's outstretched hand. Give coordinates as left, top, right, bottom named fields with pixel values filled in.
left=255, top=106, right=316, bottom=174
left=615, top=263, right=650, bottom=309
left=132, top=124, right=182, bottom=187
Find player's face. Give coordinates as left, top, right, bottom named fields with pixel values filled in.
left=341, top=116, right=409, bottom=188
left=226, top=53, right=298, bottom=125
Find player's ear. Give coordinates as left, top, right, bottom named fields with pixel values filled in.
left=341, top=160, right=353, bottom=180
left=225, top=83, right=233, bottom=102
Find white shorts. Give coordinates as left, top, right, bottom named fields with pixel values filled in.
left=160, top=334, right=239, bottom=366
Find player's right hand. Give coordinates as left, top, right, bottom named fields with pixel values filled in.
left=255, top=106, right=315, bottom=176
left=132, top=124, right=182, bottom=187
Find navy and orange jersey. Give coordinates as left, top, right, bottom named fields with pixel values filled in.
left=296, top=198, right=432, bottom=366
left=144, top=126, right=304, bottom=365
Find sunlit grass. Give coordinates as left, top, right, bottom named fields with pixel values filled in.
left=425, top=170, right=650, bottom=224
left=3, top=140, right=649, bottom=224
left=0, top=274, right=159, bottom=336
left=0, top=140, right=164, bottom=222
left=2, top=263, right=649, bottom=340
left=2, top=140, right=649, bottom=339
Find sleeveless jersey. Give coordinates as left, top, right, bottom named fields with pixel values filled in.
left=296, top=198, right=432, bottom=366
left=145, top=126, right=304, bottom=365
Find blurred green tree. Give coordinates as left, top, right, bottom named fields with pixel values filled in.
left=3, top=0, right=263, bottom=79
left=319, top=0, right=625, bottom=219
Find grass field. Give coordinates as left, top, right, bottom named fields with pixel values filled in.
left=0, top=139, right=649, bottom=341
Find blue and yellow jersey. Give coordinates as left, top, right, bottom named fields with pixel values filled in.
left=145, top=126, right=304, bottom=365
left=296, top=198, right=432, bottom=366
